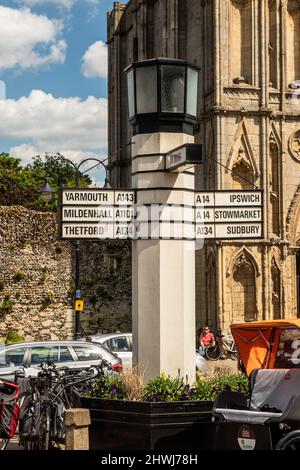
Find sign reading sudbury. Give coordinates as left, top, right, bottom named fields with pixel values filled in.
left=60, top=189, right=263, bottom=240
left=195, top=191, right=263, bottom=239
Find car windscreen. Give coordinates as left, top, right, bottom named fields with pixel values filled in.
left=0, top=347, right=26, bottom=368
left=89, top=342, right=119, bottom=360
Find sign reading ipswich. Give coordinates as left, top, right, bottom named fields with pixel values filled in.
left=60, top=189, right=136, bottom=240
left=195, top=190, right=263, bottom=239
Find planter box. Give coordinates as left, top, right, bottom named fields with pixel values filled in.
left=77, top=395, right=214, bottom=450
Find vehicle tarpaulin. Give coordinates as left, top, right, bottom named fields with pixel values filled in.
left=230, top=319, right=300, bottom=376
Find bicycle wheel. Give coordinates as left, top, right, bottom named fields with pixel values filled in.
left=37, top=407, right=50, bottom=450
left=25, top=405, right=50, bottom=451
left=0, top=438, right=9, bottom=451
left=206, top=344, right=221, bottom=361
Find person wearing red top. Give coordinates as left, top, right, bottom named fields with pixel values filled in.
left=199, top=326, right=216, bottom=357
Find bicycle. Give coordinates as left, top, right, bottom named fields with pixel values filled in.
left=19, top=360, right=110, bottom=451
left=0, top=378, right=21, bottom=451
left=205, top=333, right=238, bottom=361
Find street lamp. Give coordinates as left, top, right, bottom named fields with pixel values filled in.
left=40, top=156, right=111, bottom=340
left=40, top=176, right=54, bottom=203
left=125, top=58, right=201, bottom=381
left=125, top=58, right=199, bottom=135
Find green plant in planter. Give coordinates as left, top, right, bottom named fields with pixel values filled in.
left=0, top=295, right=13, bottom=316
left=83, top=374, right=126, bottom=400
left=143, top=373, right=190, bottom=402
left=83, top=371, right=249, bottom=402
left=191, top=373, right=249, bottom=401
left=5, top=330, right=25, bottom=345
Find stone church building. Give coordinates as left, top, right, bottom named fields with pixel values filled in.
left=108, top=0, right=300, bottom=331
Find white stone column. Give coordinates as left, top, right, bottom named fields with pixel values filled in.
left=132, top=132, right=196, bottom=383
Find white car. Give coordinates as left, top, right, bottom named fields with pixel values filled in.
left=82, top=332, right=208, bottom=374
left=0, top=340, right=122, bottom=382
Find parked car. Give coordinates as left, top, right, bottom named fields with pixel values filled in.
left=81, top=332, right=208, bottom=374
left=0, top=340, right=122, bottom=382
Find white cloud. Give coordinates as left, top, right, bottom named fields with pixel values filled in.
left=9, top=145, right=101, bottom=165
left=0, top=6, right=66, bottom=72
left=81, top=41, right=107, bottom=80
left=16, top=0, right=100, bottom=9
left=0, top=90, right=107, bottom=166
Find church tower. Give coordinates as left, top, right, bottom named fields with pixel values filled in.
left=108, top=0, right=300, bottom=330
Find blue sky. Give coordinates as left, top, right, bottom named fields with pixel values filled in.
left=0, top=0, right=127, bottom=184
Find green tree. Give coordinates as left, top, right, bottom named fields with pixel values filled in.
left=0, top=152, right=92, bottom=211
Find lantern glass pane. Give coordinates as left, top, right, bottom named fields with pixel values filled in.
left=186, top=67, right=198, bottom=116
left=127, top=69, right=135, bottom=118
left=136, top=66, right=157, bottom=114
left=161, top=65, right=185, bottom=113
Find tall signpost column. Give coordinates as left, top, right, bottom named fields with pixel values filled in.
left=126, top=59, right=200, bottom=382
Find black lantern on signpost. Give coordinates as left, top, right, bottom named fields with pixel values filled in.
left=125, top=58, right=200, bottom=136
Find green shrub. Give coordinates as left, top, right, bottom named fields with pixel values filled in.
left=54, top=244, right=63, bottom=255
left=40, top=269, right=48, bottom=283
left=41, top=293, right=53, bottom=310
left=5, top=330, right=25, bottom=345
left=13, top=271, right=25, bottom=282
left=0, top=295, right=13, bottom=316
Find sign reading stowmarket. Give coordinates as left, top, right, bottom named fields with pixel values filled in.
left=60, top=189, right=136, bottom=240
left=195, top=190, right=263, bottom=240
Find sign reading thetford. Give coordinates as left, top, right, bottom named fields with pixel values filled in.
left=60, top=189, right=136, bottom=240
left=195, top=190, right=263, bottom=240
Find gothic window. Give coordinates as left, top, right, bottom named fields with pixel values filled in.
left=230, top=0, right=253, bottom=85
left=269, top=140, right=280, bottom=235
left=232, top=147, right=255, bottom=190
left=271, top=259, right=281, bottom=319
left=269, top=0, right=278, bottom=88
left=287, top=0, right=300, bottom=85
left=232, top=253, right=257, bottom=323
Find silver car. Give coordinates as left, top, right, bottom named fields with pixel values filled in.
left=0, top=340, right=122, bottom=382
left=83, top=332, right=208, bottom=374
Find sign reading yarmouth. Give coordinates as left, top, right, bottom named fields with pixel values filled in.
left=60, top=189, right=136, bottom=240
left=195, top=190, right=263, bottom=239
left=59, top=188, right=263, bottom=240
